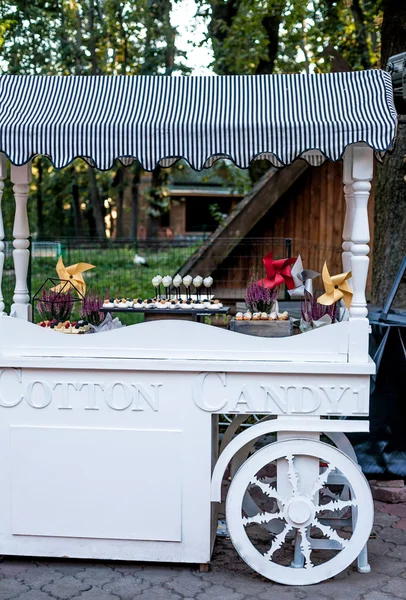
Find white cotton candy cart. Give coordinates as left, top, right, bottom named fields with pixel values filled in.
left=0, top=71, right=398, bottom=585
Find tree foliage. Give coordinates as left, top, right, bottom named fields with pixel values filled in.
left=197, top=0, right=382, bottom=75
left=0, top=0, right=186, bottom=239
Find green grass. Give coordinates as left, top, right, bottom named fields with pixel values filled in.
left=2, top=242, right=200, bottom=323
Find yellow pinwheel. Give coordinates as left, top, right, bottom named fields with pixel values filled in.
left=51, top=256, right=95, bottom=296
left=317, top=262, right=353, bottom=309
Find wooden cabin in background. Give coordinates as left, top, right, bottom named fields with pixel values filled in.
left=179, top=160, right=375, bottom=304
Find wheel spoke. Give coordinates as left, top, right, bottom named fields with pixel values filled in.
left=316, top=498, right=357, bottom=514
left=250, top=476, right=285, bottom=505
left=313, top=518, right=348, bottom=548
left=308, top=463, right=334, bottom=500
left=263, top=522, right=293, bottom=561
left=286, top=454, right=299, bottom=496
left=298, top=526, right=313, bottom=569
left=243, top=511, right=284, bottom=527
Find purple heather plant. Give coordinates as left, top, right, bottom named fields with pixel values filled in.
left=81, top=290, right=106, bottom=326
left=301, top=292, right=339, bottom=325
left=245, top=281, right=278, bottom=313
left=37, top=289, right=74, bottom=321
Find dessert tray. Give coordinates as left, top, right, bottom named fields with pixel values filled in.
left=101, top=297, right=225, bottom=312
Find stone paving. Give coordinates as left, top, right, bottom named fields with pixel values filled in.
left=1, top=501, right=406, bottom=600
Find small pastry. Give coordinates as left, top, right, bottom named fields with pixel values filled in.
left=182, top=275, right=193, bottom=287
left=104, top=298, right=115, bottom=309
left=279, top=311, right=289, bottom=320
left=252, top=312, right=261, bottom=320
left=269, top=312, right=278, bottom=321
left=118, top=298, right=128, bottom=308
left=243, top=311, right=252, bottom=320
left=203, top=276, right=213, bottom=289
left=170, top=300, right=177, bottom=309
left=261, top=312, right=268, bottom=320
left=126, top=298, right=133, bottom=308
left=114, top=298, right=120, bottom=306
left=194, top=302, right=204, bottom=309
left=235, top=312, right=243, bottom=321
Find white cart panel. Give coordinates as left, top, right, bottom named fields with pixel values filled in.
left=10, top=426, right=182, bottom=542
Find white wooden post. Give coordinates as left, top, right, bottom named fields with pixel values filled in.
left=350, top=145, right=373, bottom=319
left=0, top=153, right=7, bottom=315
left=342, top=147, right=354, bottom=275
left=348, top=144, right=373, bottom=363
left=10, top=162, right=32, bottom=321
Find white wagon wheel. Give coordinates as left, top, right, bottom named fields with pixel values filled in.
left=225, top=439, right=373, bottom=586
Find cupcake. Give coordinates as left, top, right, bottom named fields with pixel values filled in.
left=269, top=312, right=278, bottom=320
left=243, top=311, right=252, bottom=321
left=118, top=298, right=128, bottom=308
left=235, top=312, right=243, bottom=321
left=261, top=312, right=268, bottom=320
left=252, top=312, right=261, bottom=320
left=126, top=298, right=133, bottom=308
left=279, top=311, right=289, bottom=320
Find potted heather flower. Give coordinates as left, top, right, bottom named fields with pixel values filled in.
left=81, top=290, right=106, bottom=327
left=229, top=280, right=292, bottom=338
left=37, top=289, right=74, bottom=322
left=245, top=280, right=278, bottom=314
left=300, top=293, right=340, bottom=333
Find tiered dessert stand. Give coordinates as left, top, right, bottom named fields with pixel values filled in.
left=0, top=71, right=398, bottom=585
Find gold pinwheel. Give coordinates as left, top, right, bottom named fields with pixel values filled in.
left=51, top=256, right=95, bottom=296
left=317, top=262, right=353, bottom=309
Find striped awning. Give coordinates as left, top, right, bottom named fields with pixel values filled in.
left=0, top=70, right=397, bottom=171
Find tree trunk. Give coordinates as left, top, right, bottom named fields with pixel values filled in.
left=350, top=0, right=371, bottom=70
left=372, top=1, right=406, bottom=307
left=256, top=2, right=286, bottom=75
left=87, top=166, right=106, bottom=239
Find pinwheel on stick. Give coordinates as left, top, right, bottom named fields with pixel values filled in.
left=51, top=256, right=95, bottom=296
left=317, top=262, right=353, bottom=310
left=257, top=251, right=297, bottom=290
left=288, top=255, right=320, bottom=298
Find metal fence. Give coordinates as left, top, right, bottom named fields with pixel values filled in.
left=1, top=236, right=344, bottom=314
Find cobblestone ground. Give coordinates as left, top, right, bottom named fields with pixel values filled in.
left=1, top=502, right=406, bottom=600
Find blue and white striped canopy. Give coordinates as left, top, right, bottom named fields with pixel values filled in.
left=0, top=70, right=397, bottom=171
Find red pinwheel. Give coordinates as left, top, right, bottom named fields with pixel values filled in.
left=257, top=251, right=297, bottom=290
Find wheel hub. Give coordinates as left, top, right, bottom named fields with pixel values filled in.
left=285, top=496, right=314, bottom=526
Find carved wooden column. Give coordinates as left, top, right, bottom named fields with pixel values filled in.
left=350, top=145, right=373, bottom=320
left=342, top=147, right=354, bottom=275
left=10, top=163, right=32, bottom=321
left=0, top=154, right=7, bottom=314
